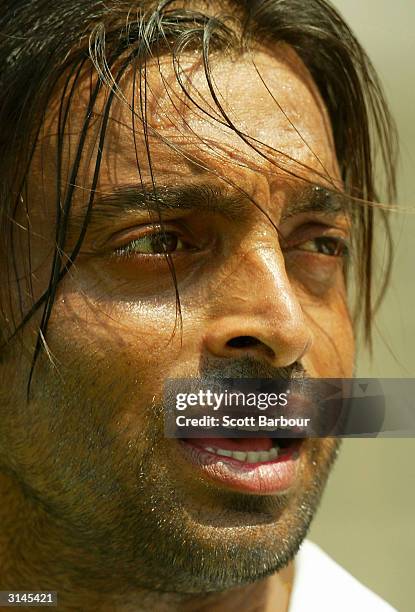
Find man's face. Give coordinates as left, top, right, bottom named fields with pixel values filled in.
left=0, top=45, right=354, bottom=591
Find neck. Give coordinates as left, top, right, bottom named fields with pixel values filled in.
left=0, top=470, right=293, bottom=612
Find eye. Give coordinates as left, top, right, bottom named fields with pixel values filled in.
left=114, top=229, right=192, bottom=257
left=297, top=236, right=349, bottom=258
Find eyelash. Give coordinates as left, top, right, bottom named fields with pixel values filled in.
left=296, top=236, right=350, bottom=258
left=113, top=229, right=194, bottom=258
left=112, top=227, right=350, bottom=259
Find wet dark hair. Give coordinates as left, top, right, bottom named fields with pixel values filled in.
left=0, top=0, right=397, bottom=392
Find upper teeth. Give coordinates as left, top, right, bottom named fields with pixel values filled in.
left=205, top=446, right=279, bottom=463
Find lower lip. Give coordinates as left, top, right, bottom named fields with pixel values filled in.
left=178, top=440, right=302, bottom=495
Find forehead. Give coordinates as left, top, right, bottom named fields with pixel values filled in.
left=104, top=44, right=339, bottom=186
left=38, top=43, right=341, bottom=221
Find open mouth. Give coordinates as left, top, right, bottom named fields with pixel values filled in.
left=179, top=437, right=303, bottom=495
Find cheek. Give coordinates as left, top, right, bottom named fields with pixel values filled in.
left=49, top=299, right=168, bottom=366
left=302, top=297, right=354, bottom=378
left=43, top=278, right=187, bottom=405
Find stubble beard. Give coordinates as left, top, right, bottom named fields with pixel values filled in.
left=2, top=349, right=341, bottom=595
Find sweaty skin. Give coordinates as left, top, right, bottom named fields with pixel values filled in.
left=0, top=44, right=354, bottom=611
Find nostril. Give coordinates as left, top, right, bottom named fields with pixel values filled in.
left=226, top=336, right=261, bottom=349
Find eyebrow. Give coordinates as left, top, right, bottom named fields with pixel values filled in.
left=72, top=180, right=350, bottom=236
left=280, top=184, right=350, bottom=220
left=90, top=183, right=251, bottom=222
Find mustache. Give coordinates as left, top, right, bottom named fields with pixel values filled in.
left=197, top=354, right=307, bottom=381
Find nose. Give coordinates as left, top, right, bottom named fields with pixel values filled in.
left=203, top=246, right=312, bottom=368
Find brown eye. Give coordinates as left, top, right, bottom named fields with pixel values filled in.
left=146, top=232, right=180, bottom=254
left=298, top=237, right=349, bottom=257
left=116, top=231, right=187, bottom=256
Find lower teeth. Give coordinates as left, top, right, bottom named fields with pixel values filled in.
left=204, top=446, right=279, bottom=463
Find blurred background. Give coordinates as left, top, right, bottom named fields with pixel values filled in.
left=309, top=1, right=415, bottom=611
